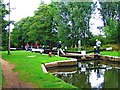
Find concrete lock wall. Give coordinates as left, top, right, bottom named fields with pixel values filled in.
left=44, top=59, right=77, bottom=68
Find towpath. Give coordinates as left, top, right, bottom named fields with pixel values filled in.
left=0, top=57, right=34, bottom=88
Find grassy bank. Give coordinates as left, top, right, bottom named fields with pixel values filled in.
left=0, top=63, right=2, bottom=89
left=2, top=51, right=76, bottom=88
left=101, top=51, right=120, bottom=57
left=68, top=44, right=120, bottom=52
left=0, top=63, right=5, bottom=89
left=1, top=50, right=119, bottom=88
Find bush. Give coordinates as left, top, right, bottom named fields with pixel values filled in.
left=101, top=44, right=120, bottom=51
left=89, top=35, right=107, bottom=46
left=67, top=44, right=120, bottom=52
left=2, top=46, right=7, bottom=51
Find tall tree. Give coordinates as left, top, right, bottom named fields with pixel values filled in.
left=0, top=2, right=10, bottom=50
left=104, top=17, right=118, bottom=43
left=99, top=2, right=119, bottom=26
left=30, top=4, right=58, bottom=47
left=11, top=17, right=31, bottom=47
left=11, top=2, right=94, bottom=49
left=52, top=2, right=93, bottom=48
left=99, top=2, right=119, bottom=44
left=11, top=4, right=58, bottom=48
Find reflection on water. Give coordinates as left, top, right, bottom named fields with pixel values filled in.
left=48, top=60, right=120, bottom=89
left=89, top=69, right=104, bottom=89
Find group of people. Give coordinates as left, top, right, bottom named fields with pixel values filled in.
left=25, top=39, right=102, bottom=56
left=25, top=41, right=39, bottom=50
left=57, top=39, right=102, bottom=55
left=57, top=39, right=102, bottom=56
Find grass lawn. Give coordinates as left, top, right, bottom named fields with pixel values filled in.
left=0, top=63, right=5, bottom=89
left=101, top=51, right=120, bottom=57
left=2, top=51, right=77, bottom=88
left=0, top=63, right=2, bottom=89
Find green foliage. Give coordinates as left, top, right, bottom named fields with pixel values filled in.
left=103, top=18, right=119, bottom=43
left=2, top=51, right=77, bottom=88
left=11, top=2, right=93, bottom=48
left=68, top=44, right=120, bottom=52
left=0, top=61, right=5, bottom=88
left=101, top=51, right=119, bottom=57
left=0, top=3, right=10, bottom=50
left=0, top=63, right=2, bottom=89
left=11, top=4, right=58, bottom=48
left=11, top=1, right=119, bottom=49
left=100, top=2, right=119, bottom=44
left=89, top=35, right=106, bottom=46
left=101, top=44, right=120, bottom=51
left=100, top=2, right=119, bottom=26
left=53, top=2, right=93, bottom=47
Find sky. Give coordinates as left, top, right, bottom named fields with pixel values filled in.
left=89, top=1, right=104, bottom=35
left=3, top=0, right=51, bottom=31
left=4, top=0, right=51, bottom=21
left=3, top=0, right=103, bottom=35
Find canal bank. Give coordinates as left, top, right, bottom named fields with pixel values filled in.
left=42, top=54, right=120, bottom=89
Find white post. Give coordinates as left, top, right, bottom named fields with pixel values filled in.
left=78, top=40, right=81, bottom=51
left=81, top=50, right=86, bottom=59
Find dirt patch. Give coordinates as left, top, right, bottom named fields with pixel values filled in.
left=0, top=58, right=34, bottom=88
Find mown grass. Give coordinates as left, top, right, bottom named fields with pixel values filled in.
left=0, top=62, right=5, bottom=89
left=2, top=51, right=77, bottom=88
left=0, top=63, right=2, bottom=89
left=101, top=51, right=120, bottom=57
left=1, top=50, right=119, bottom=88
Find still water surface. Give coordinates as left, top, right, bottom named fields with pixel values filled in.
left=48, top=60, right=120, bottom=89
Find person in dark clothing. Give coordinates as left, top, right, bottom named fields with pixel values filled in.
left=57, top=41, right=61, bottom=49
left=57, top=41, right=65, bottom=56
left=94, top=46, right=97, bottom=54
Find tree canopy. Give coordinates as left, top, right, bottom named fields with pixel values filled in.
left=100, top=2, right=119, bottom=44
left=11, top=2, right=94, bottom=49
left=0, top=2, right=10, bottom=50
left=10, top=1, right=119, bottom=50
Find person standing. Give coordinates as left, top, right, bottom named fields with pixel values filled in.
left=96, top=39, right=101, bottom=55
left=57, top=41, right=65, bottom=56
left=25, top=43, right=29, bottom=51
left=34, top=41, right=39, bottom=49
left=57, top=41, right=62, bottom=56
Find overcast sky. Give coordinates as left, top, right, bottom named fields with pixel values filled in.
left=3, top=0, right=99, bottom=22
left=89, top=1, right=104, bottom=35
left=4, top=0, right=51, bottom=21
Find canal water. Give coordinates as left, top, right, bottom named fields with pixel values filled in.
left=48, top=60, right=120, bottom=89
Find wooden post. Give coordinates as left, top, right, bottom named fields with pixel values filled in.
left=8, top=0, right=11, bottom=55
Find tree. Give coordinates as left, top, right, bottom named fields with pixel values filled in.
left=29, top=4, right=58, bottom=47
left=104, top=17, right=118, bottom=43
left=11, top=17, right=31, bottom=47
left=52, top=2, right=93, bottom=48
left=11, top=4, right=58, bottom=48
left=99, top=2, right=119, bottom=26
left=0, top=2, right=10, bottom=50
left=11, top=1, right=94, bottom=49
left=99, top=2, right=119, bottom=44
